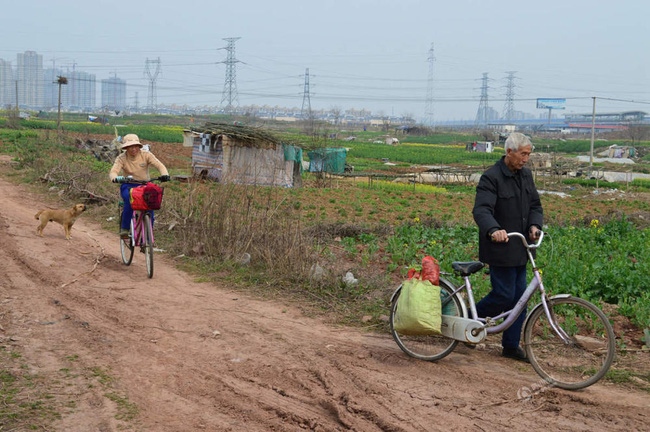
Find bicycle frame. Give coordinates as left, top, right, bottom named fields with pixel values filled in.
left=444, top=232, right=572, bottom=344
left=129, top=209, right=154, bottom=248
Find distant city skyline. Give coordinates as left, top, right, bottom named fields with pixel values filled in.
left=1, top=0, right=648, bottom=122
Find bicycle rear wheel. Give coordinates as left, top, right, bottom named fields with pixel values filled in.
left=524, top=296, right=616, bottom=390
left=390, top=279, right=462, bottom=361
left=119, top=205, right=134, bottom=265
left=144, top=213, right=154, bottom=278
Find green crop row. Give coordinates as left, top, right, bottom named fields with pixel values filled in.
left=114, top=124, right=184, bottom=143
left=345, top=142, right=502, bottom=166
left=0, top=118, right=185, bottom=143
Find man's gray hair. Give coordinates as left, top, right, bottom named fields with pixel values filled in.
left=504, top=132, right=533, bottom=152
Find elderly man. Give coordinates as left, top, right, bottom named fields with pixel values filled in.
left=472, top=132, right=543, bottom=362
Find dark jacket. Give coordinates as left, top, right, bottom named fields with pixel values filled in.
left=473, top=156, right=543, bottom=267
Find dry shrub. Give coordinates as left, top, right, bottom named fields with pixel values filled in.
left=164, top=180, right=315, bottom=280
left=304, top=222, right=392, bottom=241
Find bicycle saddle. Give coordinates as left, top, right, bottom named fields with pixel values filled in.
left=451, top=261, right=485, bottom=276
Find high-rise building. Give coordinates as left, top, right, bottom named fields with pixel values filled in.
left=0, top=59, right=15, bottom=107
left=17, top=51, right=43, bottom=107
left=101, top=75, right=127, bottom=110
left=43, top=68, right=62, bottom=109
left=72, top=71, right=96, bottom=109
left=61, top=69, right=95, bottom=109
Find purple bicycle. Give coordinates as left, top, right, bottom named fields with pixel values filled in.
left=389, top=231, right=616, bottom=390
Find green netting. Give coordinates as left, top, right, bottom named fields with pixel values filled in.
left=307, top=148, right=347, bottom=174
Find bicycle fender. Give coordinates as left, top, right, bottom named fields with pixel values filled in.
left=523, top=294, right=573, bottom=331
left=389, top=284, right=403, bottom=304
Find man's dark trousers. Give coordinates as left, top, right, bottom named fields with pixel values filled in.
left=475, top=265, right=528, bottom=349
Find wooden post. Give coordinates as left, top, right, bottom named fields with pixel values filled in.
left=55, top=76, right=68, bottom=131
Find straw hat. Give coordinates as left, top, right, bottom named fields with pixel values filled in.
left=120, top=134, right=143, bottom=150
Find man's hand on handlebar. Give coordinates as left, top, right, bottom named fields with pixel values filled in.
left=529, top=225, right=541, bottom=242
left=112, top=176, right=125, bottom=184
left=159, top=175, right=170, bottom=182
left=490, top=229, right=509, bottom=243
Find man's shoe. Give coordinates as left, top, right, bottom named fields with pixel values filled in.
left=119, top=229, right=130, bottom=238
left=502, top=346, right=529, bottom=363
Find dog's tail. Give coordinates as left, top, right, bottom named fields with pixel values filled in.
left=34, top=210, right=43, bottom=220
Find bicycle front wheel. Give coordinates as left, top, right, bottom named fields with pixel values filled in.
left=119, top=205, right=134, bottom=265
left=390, top=279, right=461, bottom=361
left=144, top=213, right=154, bottom=278
left=524, top=296, right=616, bottom=390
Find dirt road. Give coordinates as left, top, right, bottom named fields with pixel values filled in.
left=0, top=165, right=648, bottom=431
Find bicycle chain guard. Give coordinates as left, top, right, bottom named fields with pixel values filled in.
left=440, top=315, right=487, bottom=344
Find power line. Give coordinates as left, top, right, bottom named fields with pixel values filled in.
left=595, top=97, right=650, bottom=105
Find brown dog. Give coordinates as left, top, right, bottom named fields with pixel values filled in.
left=34, top=203, right=86, bottom=240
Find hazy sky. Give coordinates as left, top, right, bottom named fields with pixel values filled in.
left=3, top=0, right=648, bottom=121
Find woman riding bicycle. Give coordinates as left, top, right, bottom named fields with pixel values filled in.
left=109, top=134, right=170, bottom=237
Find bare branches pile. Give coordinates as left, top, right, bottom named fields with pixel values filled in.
left=194, top=122, right=282, bottom=148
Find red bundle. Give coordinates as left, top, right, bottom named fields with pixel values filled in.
left=407, top=256, right=440, bottom=285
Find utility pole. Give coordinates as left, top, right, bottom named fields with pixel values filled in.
left=15, top=80, right=18, bottom=113
left=144, top=58, right=161, bottom=113
left=589, top=97, right=596, bottom=168
left=424, top=43, right=435, bottom=128
left=220, top=37, right=241, bottom=113
left=502, top=71, right=516, bottom=122
left=475, top=73, right=490, bottom=127
left=55, top=76, right=68, bottom=130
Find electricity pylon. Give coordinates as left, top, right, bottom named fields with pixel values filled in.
left=220, top=37, right=241, bottom=113
left=144, top=57, right=161, bottom=112
left=475, top=72, right=490, bottom=127
left=502, top=71, right=517, bottom=122
left=301, top=68, right=312, bottom=119
left=424, top=43, right=435, bottom=128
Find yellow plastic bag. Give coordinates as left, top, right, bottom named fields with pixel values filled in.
left=394, top=278, right=442, bottom=335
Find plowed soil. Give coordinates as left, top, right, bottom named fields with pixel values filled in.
left=0, top=155, right=649, bottom=431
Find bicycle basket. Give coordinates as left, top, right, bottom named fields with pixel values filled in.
left=130, top=183, right=164, bottom=210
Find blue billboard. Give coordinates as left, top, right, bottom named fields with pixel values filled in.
left=537, top=98, right=566, bottom=109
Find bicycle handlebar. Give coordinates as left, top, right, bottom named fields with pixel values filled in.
left=507, top=231, right=544, bottom=249
left=114, top=175, right=170, bottom=184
